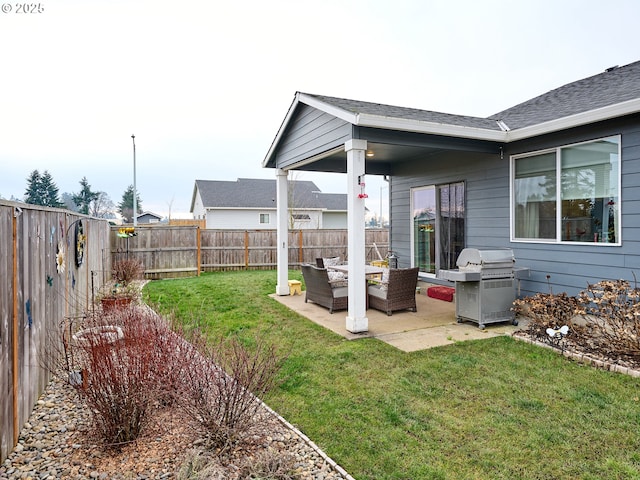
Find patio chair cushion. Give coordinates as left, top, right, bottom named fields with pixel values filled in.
left=368, top=284, right=388, bottom=299
left=332, top=286, right=348, bottom=298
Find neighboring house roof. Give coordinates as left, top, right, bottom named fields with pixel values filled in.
left=190, top=178, right=347, bottom=212
left=136, top=211, right=162, bottom=220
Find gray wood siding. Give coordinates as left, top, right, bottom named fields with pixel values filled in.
left=274, top=105, right=352, bottom=169
left=390, top=116, right=640, bottom=297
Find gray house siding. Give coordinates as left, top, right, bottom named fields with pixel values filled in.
left=504, top=115, right=640, bottom=296
left=390, top=115, right=640, bottom=297
left=274, top=104, right=352, bottom=169
left=390, top=150, right=509, bottom=270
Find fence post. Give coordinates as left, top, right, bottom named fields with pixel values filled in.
left=244, top=231, right=249, bottom=268
left=12, top=208, right=18, bottom=446
left=298, top=230, right=303, bottom=265
left=196, top=227, right=201, bottom=276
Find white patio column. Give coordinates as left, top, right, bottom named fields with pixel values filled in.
left=345, top=139, right=368, bottom=333
left=275, top=169, right=290, bottom=295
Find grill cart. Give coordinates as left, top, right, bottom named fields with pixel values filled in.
left=437, top=248, right=529, bottom=329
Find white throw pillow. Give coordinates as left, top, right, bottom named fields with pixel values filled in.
left=323, top=256, right=341, bottom=267
left=327, top=270, right=345, bottom=282
left=327, top=270, right=348, bottom=287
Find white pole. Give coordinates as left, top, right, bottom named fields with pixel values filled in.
left=380, top=184, right=383, bottom=228
left=132, top=134, right=137, bottom=227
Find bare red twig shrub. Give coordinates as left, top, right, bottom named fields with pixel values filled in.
left=177, top=334, right=284, bottom=452
left=72, top=306, right=184, bottom=446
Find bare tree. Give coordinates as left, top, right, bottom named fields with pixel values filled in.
left=90, top=191, right=116, bottom=218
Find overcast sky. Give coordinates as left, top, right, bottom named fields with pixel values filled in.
left=1, top=0, right=639, bottom=219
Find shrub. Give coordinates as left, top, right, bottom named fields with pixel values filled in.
left=577, top=279, right=640, bottom=357
left=238, top=448, right=300, bottom=479
left=71, top=306, right=184, bottom=446
left=112, top=258, right=144, bottom=285
left=178, top=335, right=284, bottom=452
left=512, top=291, right=580, bottom=343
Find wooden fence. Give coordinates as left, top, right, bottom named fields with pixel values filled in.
left=1, top=213, right=386, bottom=462
left=0, top=201, right=111, bottom=463
left=110, top=226, right=389, bottom=279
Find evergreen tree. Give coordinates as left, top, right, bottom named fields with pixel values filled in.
left=72, top=177, right=98, bottom=215
left=39, top=171, right=63, bottom=208
left=24, top=170, right=43, bottom=205
left=118, top=185, right=142, bottom=223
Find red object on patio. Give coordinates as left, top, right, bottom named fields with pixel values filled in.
left=427, top=286, right=455, bottom=302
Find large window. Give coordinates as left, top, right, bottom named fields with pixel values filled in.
left=412, top=182, right=465, bottom=275
left=512, top=136, right=620, bottom=244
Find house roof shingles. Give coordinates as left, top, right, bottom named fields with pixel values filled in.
left=195, top=178, right=347, bottom=210
left=302, top=60, right=640, bottom=133
left=305, top=94, right=502, bottom=131
left=488, top=60, right=640, bottom=129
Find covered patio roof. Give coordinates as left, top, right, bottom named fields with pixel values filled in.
left=263, top=92, right=505, bottom=176
left=263, top=92, right=508, bottom=334
left=263, top=71, right=640, bottom=332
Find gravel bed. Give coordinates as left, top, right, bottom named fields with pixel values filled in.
left=0, top=377, right=353, bottom=480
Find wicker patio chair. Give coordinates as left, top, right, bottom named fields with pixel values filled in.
left=301, top=264, right=348, bottom=313
left=367, top=267, right=419, bottom=316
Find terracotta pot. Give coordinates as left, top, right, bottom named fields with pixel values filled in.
left=100, top=296, right=133, bottom=312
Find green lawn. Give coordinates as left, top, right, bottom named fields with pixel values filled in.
left=144, top=271, right=640, bottom=480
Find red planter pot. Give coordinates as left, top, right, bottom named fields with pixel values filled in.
left=100, top=296, right=133, bottom=312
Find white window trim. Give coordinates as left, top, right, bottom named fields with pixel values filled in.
left=510, top=135, right=622, bottom=246
left=410, top=185, right=437, bottom=278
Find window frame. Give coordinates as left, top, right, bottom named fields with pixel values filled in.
left=410, top=181, right=465, bottom=277
left=259, top=213, right=270, bottom=224
left=510, top=135, right=621, bottom=246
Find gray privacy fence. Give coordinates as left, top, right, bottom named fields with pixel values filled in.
left=0, top=201, right=111, bottom=462
left=110, top=226, right=390, bottom=279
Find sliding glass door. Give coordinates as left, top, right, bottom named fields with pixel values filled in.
left=412, top=182, right=465, bottom=275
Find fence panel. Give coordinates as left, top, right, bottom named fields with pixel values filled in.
left=0, top=201, right=111, bottom=463
left=109, top=226, right=388, bottom=276
left=111, top=225, right=199, bottom=279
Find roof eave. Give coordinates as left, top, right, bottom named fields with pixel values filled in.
left=356, top=112, right=507, bottom=142
left=264, top=94, right=640, bottom=169
left=506, top=98, right=640, bottom=142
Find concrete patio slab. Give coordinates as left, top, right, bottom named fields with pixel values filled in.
left=271, top=283, right=525, bottom=352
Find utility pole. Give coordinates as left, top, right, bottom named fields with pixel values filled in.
left=132, top=134, right=137, bottom=227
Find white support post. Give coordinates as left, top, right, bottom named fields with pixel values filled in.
left=275, top=169, right=290, bottom=295
left=345, top=139, right=368, bottom=333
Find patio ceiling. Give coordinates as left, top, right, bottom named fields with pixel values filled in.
left=284, top=127, right=503, bottom=176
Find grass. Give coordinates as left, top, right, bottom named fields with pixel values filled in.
left=144, top=271, right=640, bottom=480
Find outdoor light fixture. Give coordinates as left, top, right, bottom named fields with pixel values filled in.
left=366, top=151, right=374, bottom=157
